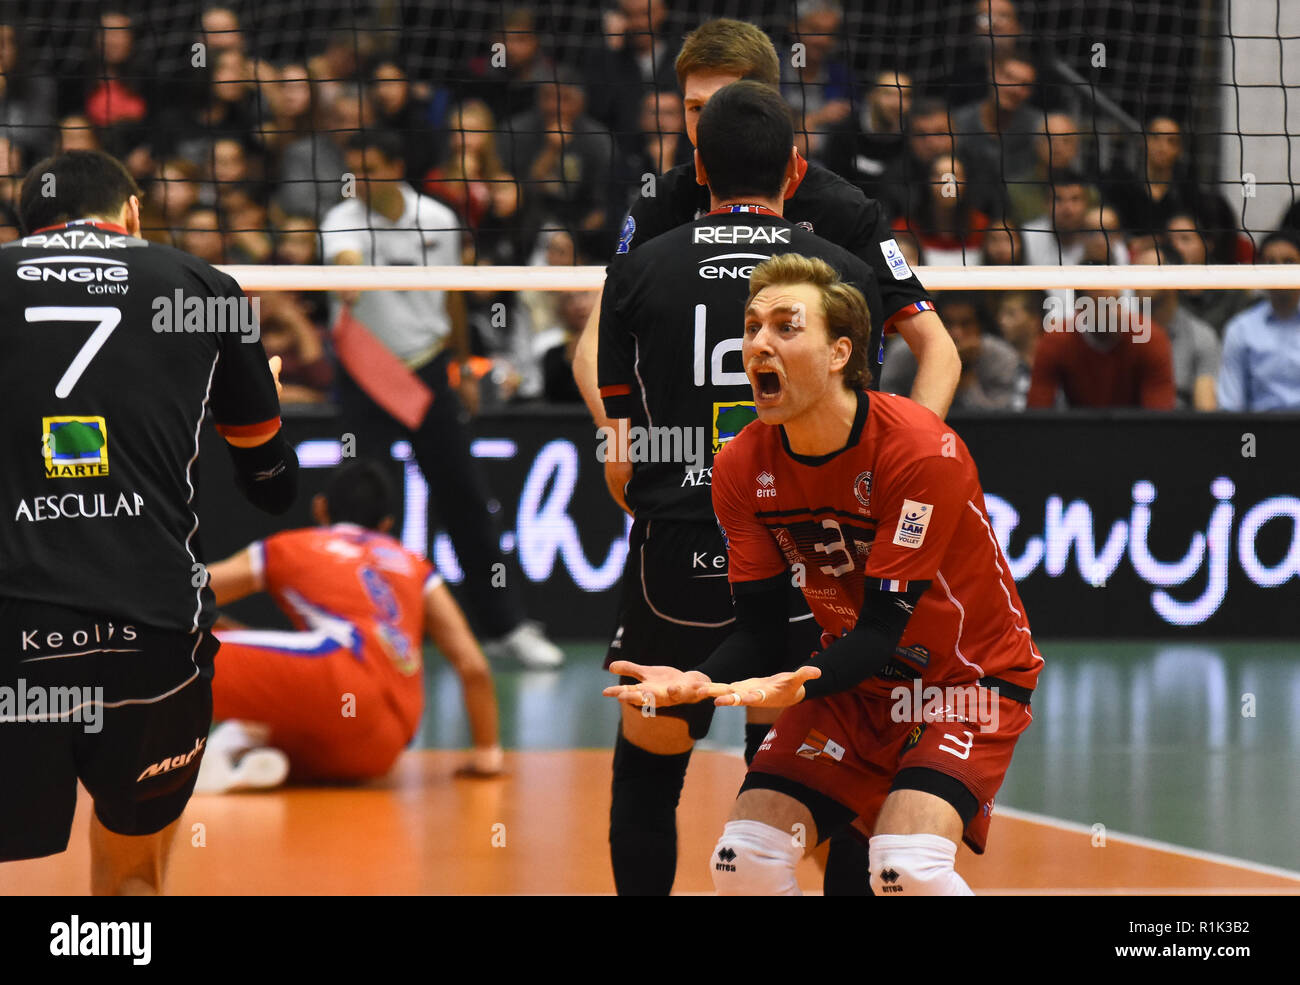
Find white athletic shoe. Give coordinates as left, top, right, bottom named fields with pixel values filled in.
left=483, top=621, right=565, bottom=669
left=193, top=720, right=290, bottom=793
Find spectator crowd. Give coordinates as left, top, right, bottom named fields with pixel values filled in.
left=2, top=0, right=1298, bottom=413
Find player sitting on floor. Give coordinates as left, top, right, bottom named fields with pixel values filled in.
left=196, top=459, right=502, bottom=792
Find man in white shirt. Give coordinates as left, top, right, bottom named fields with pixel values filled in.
left=321, top=131, right=564, bottom=668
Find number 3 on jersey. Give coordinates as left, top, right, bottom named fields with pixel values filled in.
left=26, top=306, right=122, bottom=398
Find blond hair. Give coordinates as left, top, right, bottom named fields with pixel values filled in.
left=675, top=19, right=781, bottom=91
left=747, top=254, right=873, bottom=390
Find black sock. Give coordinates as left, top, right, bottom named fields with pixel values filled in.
left=609, top=730, right=691, bottom=896
left=743, top=722, right=772, bottom=766
left=823, top=832, right=873, bottom=895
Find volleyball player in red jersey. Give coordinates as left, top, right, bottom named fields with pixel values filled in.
left=197, top=460, right=501, bottom=790
left=607, top=254, right=1042, bottom=895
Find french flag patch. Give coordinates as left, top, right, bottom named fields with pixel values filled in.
left=879, top=578, right=909, bottom=592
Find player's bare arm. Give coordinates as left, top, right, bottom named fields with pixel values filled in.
left=424, top=580, right=503, bottom=775
left=894, top=309, right=960, bottom=419
left=205, top=547, right=266, bottom=607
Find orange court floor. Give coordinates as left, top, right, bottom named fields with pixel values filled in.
left=3, top=750, right=1299, bottom=896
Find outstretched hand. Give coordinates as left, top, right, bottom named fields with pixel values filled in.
left=603, top=661, right=714, bottom=709
left=703, top=666, right=822, bottom=708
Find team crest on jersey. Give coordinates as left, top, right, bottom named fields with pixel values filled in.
left=42, top=416, right=109, bottom=478
left=795, top=728, right=845, bottom=763
left=853, top=470, right=873, bottom=511
left=712, top=401, right=757, bottom=452
left=616, top=214, right=636, bottom=254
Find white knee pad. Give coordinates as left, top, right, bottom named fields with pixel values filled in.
left=711, top=820, right=803, bottom=896
left=869, top=833, right=975, bottom=896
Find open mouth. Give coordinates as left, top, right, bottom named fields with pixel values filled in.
left=754, top=369, right=782, bottom=401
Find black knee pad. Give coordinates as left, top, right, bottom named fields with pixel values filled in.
left=744, top=722, right=771, bottom=766
left=618, top=675, right=715, bottom=739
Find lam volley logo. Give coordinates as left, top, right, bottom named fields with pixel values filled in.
left=43, top=416, right=109, bottom=478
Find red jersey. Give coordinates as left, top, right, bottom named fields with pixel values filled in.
left=713, top=391, right=1042, bottom=695
left=253, top=523, right=435, bottom=733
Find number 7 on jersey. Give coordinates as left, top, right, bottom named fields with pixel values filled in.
left=26, top=306, right=123, bottom=398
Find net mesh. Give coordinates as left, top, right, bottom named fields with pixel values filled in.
left=0, top=1, right=1297, bottom=407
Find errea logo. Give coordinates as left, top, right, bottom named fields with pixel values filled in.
left=756, top=471, right=776, bottom=498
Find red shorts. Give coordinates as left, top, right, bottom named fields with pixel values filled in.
left=748, top=685, right=1032, bottom=853
left=212, top=629, right=414, bottom=781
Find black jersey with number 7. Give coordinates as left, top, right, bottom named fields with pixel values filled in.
left=0, top=220, right=282, bottom=631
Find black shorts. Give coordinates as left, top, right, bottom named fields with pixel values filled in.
left=0, top=598, right=217, bottom=861
left=604, top=518, right=821, bottom=738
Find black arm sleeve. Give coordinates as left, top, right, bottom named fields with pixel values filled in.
left=693, top=574, right=790, bottom=682
left=227, top=431, right=299, bottom=515
left=800, top=581, right=930, bottom=700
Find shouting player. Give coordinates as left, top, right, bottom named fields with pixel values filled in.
left=587, top=80, right=896, bottom=896
left=0, top=150, right=297, bottom=893
left=197, top=460, right=501, bottom=790
left=573, top=19, right=958, bottom=893
left=607, top=254, right=1043, bottom=895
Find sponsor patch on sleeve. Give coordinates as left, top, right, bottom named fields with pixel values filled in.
left=892, top=499, right=933, bottom=549
left=880, top=238, right=913, bottom=280
left=616, top=214, right=636, bottom=255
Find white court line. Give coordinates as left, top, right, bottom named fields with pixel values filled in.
left=996, top=805, right=1300, bottom=883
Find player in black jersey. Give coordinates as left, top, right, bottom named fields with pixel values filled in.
left=577, top=19, right=956, bottom=897
left=575, top=18, right=958, bottom=432
left=0, top=150, right=297, bottom=893
left=585, top=80, right=887, bottom=896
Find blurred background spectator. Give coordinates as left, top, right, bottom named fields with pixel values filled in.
left=881, top=292, right=1020, bottom=410
left=465, top=6, right=555, bottom=123
left=424, top=99, right=522, bottom=265
left=1164, top=211, right=1254, bottom=331
left=1006, top=112, right=1088, bottom=228
left=369, top=59, right=446, bottom=187
left=891, top=154, right=991, bottom=265
left=950, top=49, right=1042, bottom=218
left=0, top=19, right=56, bottom=158
left=1131, top=239, right=1219, bottom=410
left=824, top=70, right=911, bottom=196
left=1027, top=235, right=1175, bottom=409
left=504, top=65, right=617, bottom=256
left=1218, top=230, right=1300, bottom=411
left=780, top=0, right=854, bottom=162
left=583, top=0, right=677, bottom=157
